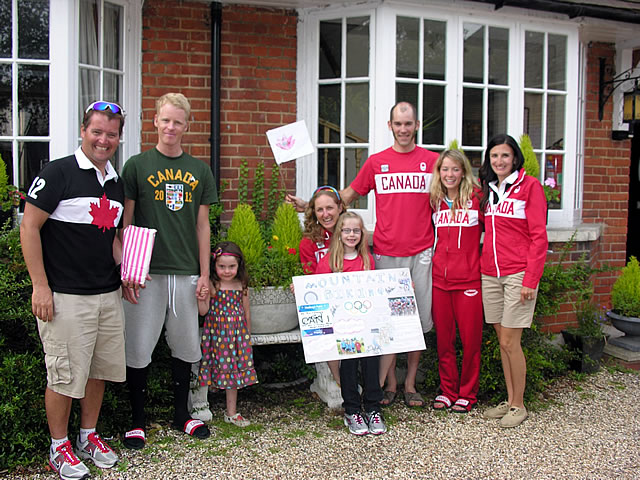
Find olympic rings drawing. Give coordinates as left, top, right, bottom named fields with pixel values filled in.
left=304, top=291, right=319, bottom=304
left=344, top=299, right=372, bottom=313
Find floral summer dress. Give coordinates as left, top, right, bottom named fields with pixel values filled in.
left=199, top=289, right=258, bottom=389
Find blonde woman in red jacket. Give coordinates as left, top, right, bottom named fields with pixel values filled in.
left=430, top=149, right=484, bottom=413
left=479, top=134, right=548, bottom=428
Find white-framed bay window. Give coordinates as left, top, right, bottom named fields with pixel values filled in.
left=50, top=0, right=141, bottom=173
left=298, top=1, right=580, bottom=228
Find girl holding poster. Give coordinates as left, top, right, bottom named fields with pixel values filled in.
left=430, top=150, right=484, bottom=413
left=299, top=185, right=345, bottom=386
left=316, top=212, right=386, bottom=436
left=479, top=134, right=547, bottom=428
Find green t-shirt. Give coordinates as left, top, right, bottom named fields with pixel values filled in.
left=122, top=148, right=218, bottom=275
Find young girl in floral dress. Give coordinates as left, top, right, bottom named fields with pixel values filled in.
left=198, top=241, right=258, bottom=427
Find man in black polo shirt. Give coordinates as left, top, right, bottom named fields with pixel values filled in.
left=21, top=101, right=126, bottom=480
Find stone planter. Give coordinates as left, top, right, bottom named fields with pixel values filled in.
left=606, top=310, right=640, bottom=336
left=249, top=286, right=298, bottom=334
left=606, top=310, right=640, bottom=352
left=561, top=330, right=605, bottom=373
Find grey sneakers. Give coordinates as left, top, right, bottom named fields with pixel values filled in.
left=49, top=440, right=90, bottom=480
left=365, top=411, right=387, bottom=435
left=76, top=432, right=118, bottom=469
left=343, top=412, right=369, bottom=435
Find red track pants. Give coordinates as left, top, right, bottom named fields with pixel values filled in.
left=432, top=286, right=483, bottom=404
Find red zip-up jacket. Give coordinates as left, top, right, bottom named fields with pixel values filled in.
left=432, top=189, right=483, bottom=291
left=481, top=169, right=548, bottom=289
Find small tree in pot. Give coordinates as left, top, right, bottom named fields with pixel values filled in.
left=608, top=256, right=640, bottom=338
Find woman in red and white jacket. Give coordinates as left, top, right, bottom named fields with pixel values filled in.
left=430, top=149, right=484, bottom=413
left=298, top=185, right=345, bottom=385
left=479, top=134, right=548, bottom=428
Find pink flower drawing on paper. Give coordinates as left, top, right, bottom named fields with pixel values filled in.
left=276, top=135, right=295, bottom=150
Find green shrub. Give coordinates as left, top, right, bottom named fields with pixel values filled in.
left=0, top=351, right=48, bottom=470
left=611, top=256, right=640, bottom=317
left=271, top=203, right=303, bottom=257
left=520, top=133, right=539, bottom=179
left=227, top=203, right=265, bottom=267
left=420, top=324, right=571, bottom=404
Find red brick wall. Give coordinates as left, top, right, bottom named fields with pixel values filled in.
left=139, top=3, right=297, bottom=223
left=582, top=42, right=630, bottom=309
left=219, top=5, right=298, bottom=222
left=141, top=1, right=212, bottom=158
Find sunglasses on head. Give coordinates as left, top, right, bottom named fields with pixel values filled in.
left=314, top=185, right=341, bottom=202
left=85, top=101, right=124, bottom=115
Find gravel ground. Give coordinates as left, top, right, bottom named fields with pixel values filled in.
left=9, top=368, right=640, bottom=480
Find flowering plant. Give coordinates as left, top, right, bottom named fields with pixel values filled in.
left=0, top=154, right=24, bottom=214
left=543, top=177, right=560, bottom=204
left=227, top=202, right=303, bottom=289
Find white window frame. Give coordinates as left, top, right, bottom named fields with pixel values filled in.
left=298, top=1, right=581, bottom=228
left=0, top=0, right=51, bottom=190
left=50, top=0, right=141, bottom=164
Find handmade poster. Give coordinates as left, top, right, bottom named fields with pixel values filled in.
left=292, top=268, right=426, bottom=363
left=266, top=120, right=314, bottom=164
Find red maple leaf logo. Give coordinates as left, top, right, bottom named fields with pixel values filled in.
left=89, top=194, right=119, bottom=232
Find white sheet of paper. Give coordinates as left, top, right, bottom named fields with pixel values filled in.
left=292, top=268, right=426, bottom=363
left=266, top=120, right=314, bottom=164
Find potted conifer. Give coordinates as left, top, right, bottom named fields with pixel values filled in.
left=607, top=256, right=640, bottom=338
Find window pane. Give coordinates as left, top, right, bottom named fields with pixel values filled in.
left=104, top=72, right=122, bottom=104
left=18, top=0, right=49, bottom=60
left=489, top=27, right=508, bottom=86
left=546, top=94, right=565, bottom=150
left=0, top=142, right=13, bottom=185
left=318, top=84, right=340, bottom=144
left=18, top=65, right=49, bottom=136
left=524, top=93, right=543, bottom=148
left=0, top=64, right=12, bottom=136
left=19, top=141, right=48, bottom=191
left=462, top=87, right=483, bottom=146
left=545, top=153, right=563, bottom=209
left=548, top=34, right=567, bottom=90
left=317, top=148, right=339, bottom=187
left=463, top=23, right=484, bottom=83
left=346, top=16, right=369, bottom=78
left=319, top=19, right=341, bottom=79
left=423, top=19, right=446, bottom=81
left=346, top=148, right=368, bottom=208
left=345, top=83, right=369, bottom=143
left=79, top=68, right=99, bottom=122
left=525, top=31, right=543, bottom=88
left=104, top=2, right=123, bottom=70
left=423, top=85, right=445, bottom=145
left=79, top=0, right=99, bottom=66
left=0, top=2, right=11, bottom=57
left=467, top=150, right=482, bottom=173
left=396, top=82, right=418, bottom=109
left=396, top=16, right=419, bottom=79
left=487, top=90, right=507, bottom=142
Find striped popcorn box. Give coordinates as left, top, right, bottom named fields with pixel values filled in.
left=121, top=225, right=157, bottom=285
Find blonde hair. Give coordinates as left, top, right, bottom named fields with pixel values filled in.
left=303, top=190, right=345, bottom=242
left=430, top=149, right=479, bottom=216
left=328, top=212, right=371, bottom=272
left=156, top=93, right=191, bottom=119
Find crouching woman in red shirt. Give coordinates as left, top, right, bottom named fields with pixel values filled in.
left=479, top=134, right=548, bottom=428
left=430, top=149, right=484, bottom=413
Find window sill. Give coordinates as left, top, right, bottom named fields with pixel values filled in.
left=546, top=223, right=603, bottom=243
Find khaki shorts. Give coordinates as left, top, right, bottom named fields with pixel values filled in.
left=37, top=290, right=126, bottom=399
left=375, top=248, right=433, bottom=333
left=482, top=272, right=538, bottom=328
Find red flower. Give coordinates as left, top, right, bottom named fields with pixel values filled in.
left=267, top=245, right=273, bottom=250
left=288, top=247, right=297, bottom=255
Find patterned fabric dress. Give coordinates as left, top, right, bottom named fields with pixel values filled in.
left=199, top=289, right=258, bottom=389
